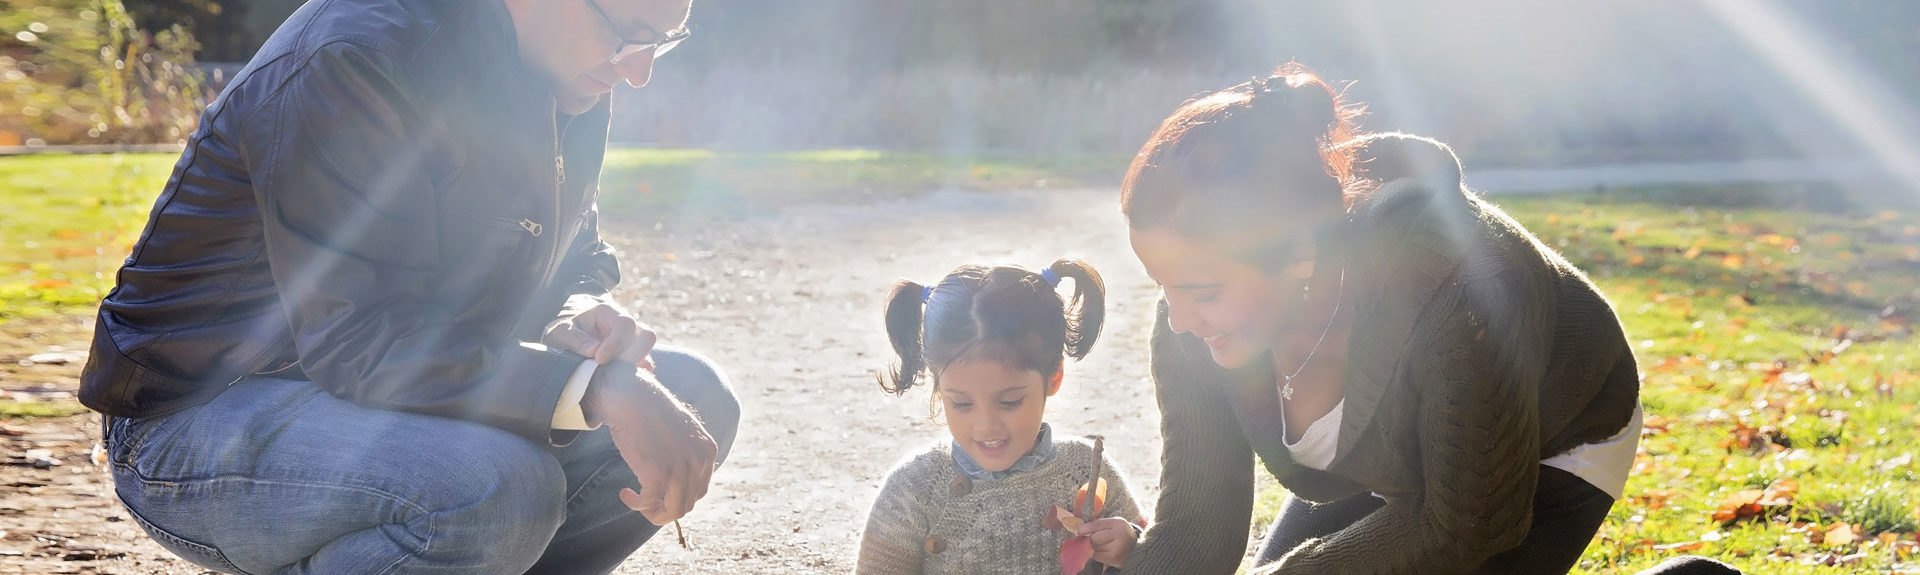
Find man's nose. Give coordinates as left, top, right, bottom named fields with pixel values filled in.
left=614, top=51, right=655, bottom=88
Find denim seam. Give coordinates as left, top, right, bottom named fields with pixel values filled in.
left=374, top=508, right=433, bottom=575
left=568, top=457, right=626, bottom=506
left=117, top=470, right=441, bottom=572
left=115, top=487, right=246, bottom=574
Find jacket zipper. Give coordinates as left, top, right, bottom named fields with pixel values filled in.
left=540, top=101, right=570, bottom=287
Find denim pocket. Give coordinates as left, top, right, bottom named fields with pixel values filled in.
left=118, top=490, right=246, bottom=574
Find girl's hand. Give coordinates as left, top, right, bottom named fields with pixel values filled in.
left=1076, top=517, right=1139, bottom=568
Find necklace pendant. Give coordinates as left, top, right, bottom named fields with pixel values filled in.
left=1281, top=377, right=1295, bottom=401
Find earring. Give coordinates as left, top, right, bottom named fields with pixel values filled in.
left=1302, top=282, right=1311, bottom=301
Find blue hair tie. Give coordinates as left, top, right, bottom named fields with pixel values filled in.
left=1040, top=268, right=1060, bottom=287
left=921, top=285, right=934, bottom=302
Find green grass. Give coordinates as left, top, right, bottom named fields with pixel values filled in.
left=1246, top=185, right=1920, bottom=573
left=0, top=149, right=1127, bottom=321
left=0, top=153, right=175, bottom=320
left=0, top=399, right=89, bottom=419
left=593, top=148, right=1123, bottom=217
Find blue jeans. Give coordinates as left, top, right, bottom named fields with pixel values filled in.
left=104, top=346, right=741, bottom=575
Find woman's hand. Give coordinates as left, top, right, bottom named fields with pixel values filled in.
left=1077, top=517, right=1140, bottom=568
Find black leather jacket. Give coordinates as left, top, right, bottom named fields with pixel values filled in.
left=80, top=0, right=619, bottom=442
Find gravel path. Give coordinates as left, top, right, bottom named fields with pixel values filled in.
left=1, top=188, right=1242, bottom=575
left=611, top=188, right=1169, bottom=574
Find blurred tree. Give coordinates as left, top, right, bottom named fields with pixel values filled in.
left=124, top=0, right=254, bottom=62
left=1, top=0, right=208, bottom=145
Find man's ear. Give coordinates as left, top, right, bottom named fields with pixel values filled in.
left=1045, top=359, right=1065, bottom=396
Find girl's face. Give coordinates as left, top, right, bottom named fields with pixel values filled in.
left=1130, top=227, right=1312, bottom=370
left=936, top=358, right=1060, bottom=472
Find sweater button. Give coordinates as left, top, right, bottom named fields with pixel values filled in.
left=924, top=536, right=947, bottom=554
left=949, top=476, right=972, bottom=496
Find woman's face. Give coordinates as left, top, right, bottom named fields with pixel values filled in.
left=936, top=359, right=1059, bottom=472
left=1130, top=227, right=1313, bottom=370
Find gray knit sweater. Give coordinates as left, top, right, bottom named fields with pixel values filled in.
left=857, top=436, right=1146, bottom=575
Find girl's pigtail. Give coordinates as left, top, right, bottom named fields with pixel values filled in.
left=880, top=280, right=929, bottom=394
left=1048, top=259, right=1106, bottom=360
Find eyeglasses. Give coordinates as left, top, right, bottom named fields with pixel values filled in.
left=582, top=0, right=690, bottom=65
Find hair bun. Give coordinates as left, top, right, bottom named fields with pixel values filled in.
left=1249, top=67, right=1340, bottom=142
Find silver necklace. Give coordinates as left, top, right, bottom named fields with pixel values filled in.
left=1281, top=271, right=1344, bottom=402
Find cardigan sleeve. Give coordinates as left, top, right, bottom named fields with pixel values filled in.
left=1258, top=290, right=1544, bottom=574
left=1122, top=302, right=1258, bottom=574
left=856, top=459, right=932, bottom=575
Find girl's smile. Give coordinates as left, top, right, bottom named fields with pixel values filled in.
left=937, top=357, right=1060, bottom=472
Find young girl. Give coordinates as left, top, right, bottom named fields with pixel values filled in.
left=857, top=259, right=1146, bottom=575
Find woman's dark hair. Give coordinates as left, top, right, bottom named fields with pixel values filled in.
left=879, top=259, right=1106, bottom=394
left=1120, top=62, right=1372, bottom=271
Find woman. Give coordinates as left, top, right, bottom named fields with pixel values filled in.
left=1117, top=64, right=1739, bottom=574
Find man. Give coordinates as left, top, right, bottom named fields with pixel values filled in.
left=79, top=0, right=736, bottom=572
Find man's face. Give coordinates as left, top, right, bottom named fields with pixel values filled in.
left=524, top=0, right=691, bottom=114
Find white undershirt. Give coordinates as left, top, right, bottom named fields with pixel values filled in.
left=1281, top=400, right=1344, bottom=471
left=1281, top=387, right=1643, bottom=500
left=551, top=359, right=599, bottom=431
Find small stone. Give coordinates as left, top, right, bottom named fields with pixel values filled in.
left=923, top=536, right=946, bottom=554
left=24, top=351, right=82, bottom=365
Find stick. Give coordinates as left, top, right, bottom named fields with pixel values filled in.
left=674, top=520, right=688, bottom=549
left=1084, top=435, right=1104, bottom=520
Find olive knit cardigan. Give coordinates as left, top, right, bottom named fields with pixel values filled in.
left=1123, top=134, right=1641, bottom=574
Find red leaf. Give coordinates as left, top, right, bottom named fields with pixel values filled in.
left=1059, top=535, right=1094, bottom=575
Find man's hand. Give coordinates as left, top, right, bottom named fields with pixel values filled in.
left=544, top=303, right=656, bottom=369
left=585, top=365, right=718, bottom=526
left=1077, top=517, right=1139, bottom=568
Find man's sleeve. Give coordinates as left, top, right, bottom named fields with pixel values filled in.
left=242, top=41, right=579, bottom=442
left=546, top=203, right=623, bottom=328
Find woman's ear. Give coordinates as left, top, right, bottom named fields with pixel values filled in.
left=1046, top=359, right=1065, bottom=396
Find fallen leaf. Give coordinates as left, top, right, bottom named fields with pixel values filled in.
left=1827, top=523, right=1858, bottom=547
left=1757, top=478, right=1798, bottom=506
left=1059, top=535, right=1094, bottom=575
left=1046, top=505, right=1084, bottom=532
left=1710, top=489, right=1764, bottom=523
left=1653, top=541, right=1706, bottom=552
left=1042, top=505, right=1066, bottom=531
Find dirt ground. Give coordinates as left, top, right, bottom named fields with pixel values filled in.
left=1, top=188, right=1242, bottom=574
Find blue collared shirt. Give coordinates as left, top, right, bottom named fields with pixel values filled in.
left=951, top=423, right=1058, bottom=481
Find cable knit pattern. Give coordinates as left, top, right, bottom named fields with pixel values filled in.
left=1124, top=134, right=1640, bottom=575
left=857, top=436, right=1145, bottom=575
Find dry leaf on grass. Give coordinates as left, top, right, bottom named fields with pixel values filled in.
left=1710, top=489, right=1765, bottom=523
left=1825, top=523, right=1859, bottom=547
left=1710, top=479, right=1796, bottom=523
